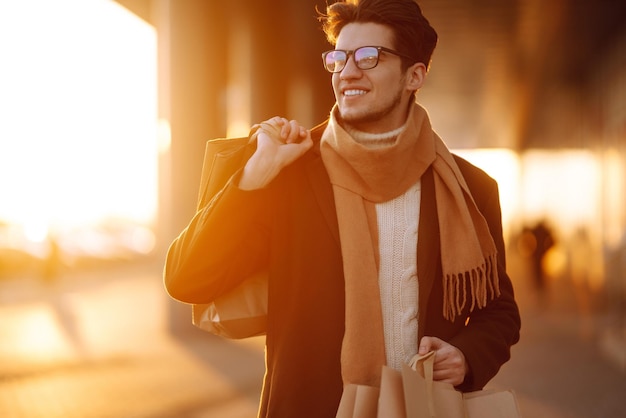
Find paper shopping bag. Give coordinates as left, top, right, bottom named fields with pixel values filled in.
left=192, top=270, right=267, bottom=339
left=463, top=388, right=521, bottom=418
left=335, top=384, right=380, bottom=418
left=335, top=351, right=521, bottom=418
left=335, top=368, right=406, bottom=418
left=191, top=135, right=269, bottom=339
left=402, top=351, right=465, bottom=418
left=402, top=351, right=521, bottom=418
left=378, top=366, right=407, bottom=418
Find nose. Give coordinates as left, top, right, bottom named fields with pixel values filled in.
left=339, top=54, right=362, bottom=79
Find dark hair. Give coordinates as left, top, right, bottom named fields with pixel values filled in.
left=319, top=0, right=438, bottom=70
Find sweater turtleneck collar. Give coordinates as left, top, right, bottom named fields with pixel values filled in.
left=343, top=123, right=407, bottom=149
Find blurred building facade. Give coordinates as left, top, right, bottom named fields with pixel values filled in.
left=113, top=0, right=626, bottom=347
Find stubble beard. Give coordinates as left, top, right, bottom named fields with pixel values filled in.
left=339, top=88, right=405, bottom=131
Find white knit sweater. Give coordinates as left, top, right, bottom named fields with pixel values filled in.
left=349, top=126, right=421, bottom=370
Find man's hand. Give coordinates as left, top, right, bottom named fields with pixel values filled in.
left=239, top=117, right=313, bottom=190
left=418, top=336, right=469, bottom=386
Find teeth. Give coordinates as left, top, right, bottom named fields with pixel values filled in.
left=344, top=89, right=366, bottom=96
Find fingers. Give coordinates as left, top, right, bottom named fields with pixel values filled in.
left=418, top=335, right=443, bottom=354
left=280, top=118, right=307, bottom=144
left=432, top=350, right=466, bottom=385
left=263, top=117, right=307, bottom=144
left=418, top=336, right=468, bottom=386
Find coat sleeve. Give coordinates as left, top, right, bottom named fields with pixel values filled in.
left=163, top=170, right=273, bottom=304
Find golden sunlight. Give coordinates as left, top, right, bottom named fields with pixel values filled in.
left=602, top=148, right=625, bottom=247
left=457, top=148, right=608, bottom=288
left=0, top=0, right=157, bottom=254
left=520, top=149, right=601, bottom=231
left=0, top=303, right=76, bottom=363
left=455, top=148, right=520, bottom=239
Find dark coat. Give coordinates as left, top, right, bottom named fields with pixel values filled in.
left=164, top=122, right=521, bottom=418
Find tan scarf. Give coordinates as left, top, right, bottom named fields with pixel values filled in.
left=320, top=102, right=500, bottom=387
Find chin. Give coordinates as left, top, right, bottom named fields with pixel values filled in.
left=340, top=111, right=376, bottom=128
left=338, top=106, right=368, bottom=124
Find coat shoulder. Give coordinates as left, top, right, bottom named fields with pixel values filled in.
left=452, top=154, right=498, bottom=191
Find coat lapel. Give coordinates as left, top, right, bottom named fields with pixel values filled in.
left=417, top=166, right=441, bottom=339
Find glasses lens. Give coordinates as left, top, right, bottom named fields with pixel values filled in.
left=324, top=50, right=347, bottom=73
left=354, top=47, right=379, bottom=70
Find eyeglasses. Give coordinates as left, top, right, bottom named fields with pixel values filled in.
left=321, top=46, right=414, bottom=73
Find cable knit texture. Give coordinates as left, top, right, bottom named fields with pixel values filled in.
left=375, top=184, right=420, bottom=369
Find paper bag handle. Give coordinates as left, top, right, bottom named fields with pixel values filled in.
left=408, top=351, right=437, bottom=417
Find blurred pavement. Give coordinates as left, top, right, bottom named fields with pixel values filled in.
left=0, top=256, right=624, bottom=417
left=0, top=260, right=264, bottom=418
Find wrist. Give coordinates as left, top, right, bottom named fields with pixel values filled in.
left=238, top=153, right=281, bottom=190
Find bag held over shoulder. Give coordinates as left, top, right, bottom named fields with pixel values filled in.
left=190, top=135, right=269, bottom=339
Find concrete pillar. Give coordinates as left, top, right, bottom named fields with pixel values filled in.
left=153, top=0, right=228, bottom=334
left=237, top=0, right=334, bottom=124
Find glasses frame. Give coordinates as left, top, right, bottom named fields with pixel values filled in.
left=321, top=46, right=414, bottom=73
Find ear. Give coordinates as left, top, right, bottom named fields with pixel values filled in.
left=405, top=62, right=427, bottom=92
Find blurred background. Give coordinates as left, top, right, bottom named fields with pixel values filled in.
left=0, top=0, right=624, bottom=417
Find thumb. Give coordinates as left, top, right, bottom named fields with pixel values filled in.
left=419, top=336, right=444, bottom=354
left=418, top=336, right=432, bottom=354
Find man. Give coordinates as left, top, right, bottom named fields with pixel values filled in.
left=164, top=0, right=521, bottom=416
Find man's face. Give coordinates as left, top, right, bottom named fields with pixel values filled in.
left=332, top=22, right=414, bottom=133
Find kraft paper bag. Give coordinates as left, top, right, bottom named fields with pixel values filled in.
left=335, top=351, right=521, bottom=418
left=192, top=270, right=267, bottom=339
left=402, top=352, right=465, bottom=418
left=335, top=384, right=380, bottom=418
left=191, top=135, right=269, bottom=339
left=378, top=366, right=407, bottom=418
left=463, top=389, right=521, bottom=418
left=402, top=351, right=521, bottom=418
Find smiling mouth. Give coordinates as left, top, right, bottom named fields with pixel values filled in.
left=343, top=89, right=367, bottom=97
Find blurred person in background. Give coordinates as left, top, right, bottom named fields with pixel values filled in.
left=164, top=0, right=520, bottom=416
left=527, top=220, right=555, bottom=290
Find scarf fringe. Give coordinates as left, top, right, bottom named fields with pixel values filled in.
left=443, top=253, right=500, bottom=321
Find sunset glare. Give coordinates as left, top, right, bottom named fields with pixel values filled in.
left=0, top=0, right=158, bottom=254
